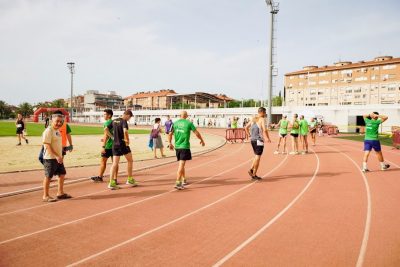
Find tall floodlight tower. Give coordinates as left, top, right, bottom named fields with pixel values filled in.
left=265, top=0, right=279, bottom=125
left=67, top=62, right=75, bottom=122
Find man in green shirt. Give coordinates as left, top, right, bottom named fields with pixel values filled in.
left=299, top=115, right=309, bottom=154
left=362, top=112, right=390, bottom=172
left=274, top=115, right=289, bottom=154
left=309, top=117, right=317, bottom=146
left=91, top=109, right=118, bottom=182
left=168, top=111, right=205, bottom=190
left=289, top=113, right=300, bottom=155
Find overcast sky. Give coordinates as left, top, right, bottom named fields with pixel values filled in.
left=1, top=0, right=399, bottom=105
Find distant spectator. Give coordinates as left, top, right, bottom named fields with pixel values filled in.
left=152, top=118, right=166, bottom=158
left=15, top=113, right=29, bottom=146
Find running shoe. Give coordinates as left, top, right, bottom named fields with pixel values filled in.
left=25, top=139, right=29, bottom=144
left=361, top=168, right=370, bottom=173
left=273, top=151, right=279, bottom=155
left=381, top=164, right=390, bottom=171
left=108, top=179, right=119, bottom=190
left=248, top=169, right=254, bottom=178
left=90, top=176, right=103, bottom=182
left=126, top=177, right=138, bottom=187
left=289, top=151, right=296, bottom=155
left=182, top=179, right=188, bottom=186
left=16, top=143, right=21, bottom=146
left=175, top=182, right=185, bottom=190
left=252, top=175, right=262, bottom=180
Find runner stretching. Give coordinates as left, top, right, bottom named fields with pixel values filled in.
left=245, top=107, right=271, bottom=180
left=91, top=109, right=117, bottom=182
left=362, top=112, right=390, bottom=172
left=16, top=113, right=28, bottom=145
left=299, top=115, right=309, bottom=154
left=106, top=110, right=137, bottom=190
left=289, top=113, right=300, bottom=155
left=274, top=115, right=289, bottom=154
left=168, top=111, right=205, bottom=190
left=309, top=117, right=317, bottom=146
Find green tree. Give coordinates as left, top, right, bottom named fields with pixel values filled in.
left=16, top=102, right=34, bottom=117
left=0, top=100, right=12, bottom=119
left=272, top=96, right=283, bottom=106
left=50, top=99, right=67, bottom=108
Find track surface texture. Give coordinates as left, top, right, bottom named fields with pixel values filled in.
left=0, top=129, right=399, bottom=267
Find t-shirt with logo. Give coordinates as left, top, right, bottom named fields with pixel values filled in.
left=42, top=127, right=62, bottom=159
left=173, top=119, right=196, bottom=149
left=103, top=119, right=113, bottom=149
left=279, top=119, right=289, bottom=135
left=309, top=121, right=316, bottom=129
left=107, top=118, right=129, bottom=147
left=364, top=118, right=381, bottom=141
left=165, top=120, right=173, bottom=133
left=299, top=119, right=309, bottom=135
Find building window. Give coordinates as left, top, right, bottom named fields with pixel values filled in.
left=382, top=64, right=396, bottom=70
left=299, top=74, right=304, bottom=78
left=289, top=76, right=295, bottom=79
left=332, top=71, right=338, bottom=75
left=319, top=72, right=327, bottom=76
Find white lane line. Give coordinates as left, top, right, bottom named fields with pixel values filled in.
left=0, top=150, right=251, bottom=245
left=66, top=154, right=289, bottom=267
left=213, top=149, right=320, bottom=267
left=322, top=145, right=371, bottom=267
left=0, top=144, right=245, bottom=217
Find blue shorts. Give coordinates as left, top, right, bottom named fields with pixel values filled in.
left=364, top=140, right=381, bottom=152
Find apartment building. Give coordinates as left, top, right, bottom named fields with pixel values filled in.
left=284, top=56, right=400, bottom=106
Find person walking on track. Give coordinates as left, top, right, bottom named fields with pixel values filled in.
left=53, top=110, right=73, bottom=157
left=165, top=115, right=173, bottom=148
left=245, top=107, right=271, bottom=180
left=42, top=113, right=72, bottom=202
left=309, top=117, right=317, bottom=146
left=106, top=110, right=138, bottom=190
left=361, top=112, right=390, bottom=172
left=168, top=111, right=205, bottom=190
left=274, top=115, right=289, bottom=154
left=15, top=113, right=28, bottom=145
left=91, top=109, right=116, bottom=183
left=299, top=115, right=309, bottom=154
left=289, top=113, right=300, bottom=155
left=152, top=118, right=166, bottom=158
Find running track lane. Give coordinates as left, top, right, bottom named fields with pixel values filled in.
left=0, top=140, right=268, bottom=265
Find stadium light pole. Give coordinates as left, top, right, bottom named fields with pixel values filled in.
left=67, top=62, right=75, bottom=122
left=265, top=0, right=279, bottom=125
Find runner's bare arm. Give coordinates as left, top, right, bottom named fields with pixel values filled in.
left=124, top=128, right=129, bottom=146
left=193, top=129, right=205, bottom=146
left=260, top=119, right=271, bottom=143
left=67, top=133, right=73, bottom=147
left=245, top=121, right=251, bottom=137
left=104, top=127, right=113, bottom=139
left=168, top=129, right=174, bottom=150
left=378, top=114, right=388, bottom=122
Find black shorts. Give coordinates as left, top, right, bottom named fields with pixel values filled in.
left=291, top=133, right=299, bottom=138
left=279, top=133, right=287, bottom=138
left=101, top=149, right=113, bottom=158
left=310, top=129, right=316, bottom=134
left=16, top=128, right=24, bottom=134
left=112, top=145, right=131, bottom=156
left=251, top=141, right=264, bottom=156
left=176, top=149, right=192, bottom=161
left=43, top=159, right=66, bottom=179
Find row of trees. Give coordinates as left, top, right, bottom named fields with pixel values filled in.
left=0, top=99, right=68, bottom=119
left=226, top=96, right=283, bottom=108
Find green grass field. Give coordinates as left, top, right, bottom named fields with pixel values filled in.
left=0, top=121, right=149, bottom=136
left=336, top=134, right=393, bottom=147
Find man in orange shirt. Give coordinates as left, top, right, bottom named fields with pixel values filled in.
left=53, top=110, right=73, bottom=156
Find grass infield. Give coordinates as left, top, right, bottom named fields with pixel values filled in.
left=0, top=121, right=149, bottom=136
left=336, top=134, right=393, bottom=147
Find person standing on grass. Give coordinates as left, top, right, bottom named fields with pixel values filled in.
left=42, top=113, right=72, bottom=202
left=16, top=113, right=28, bottom=145
left=274, top=115, right=289, bottom=154
left=245, top=107, right=271, bottom=180
left=152, top=118, right=166, bottom=158
left=44, top=114, right=50, bottom=128
left=289, top=113, right=300, bottom=155
left=165, top=115, right=173, bottom=148
left=362, top=112, right=390, bottom=172
left=168, top=111, right=205, bottom=190
left=309, top=117, right=317, bottom=146
left=299, top=115, right=309, bottom=154
left=91, top=109, right=117, bottom=183
left=106, top=110, right=137, bottom=190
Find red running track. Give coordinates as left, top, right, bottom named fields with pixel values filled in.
left=0, top=129, right=399, bottom=266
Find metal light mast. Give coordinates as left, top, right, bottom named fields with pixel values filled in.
left=265, top=0, right=279, bottom=125
left=67, top=62, right=75, bottom=122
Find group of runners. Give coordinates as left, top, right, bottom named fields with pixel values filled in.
left=17, top=107, right=390, bottom=202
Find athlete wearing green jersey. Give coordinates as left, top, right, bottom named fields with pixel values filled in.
left=361, top=112, right=390, bottom=172
left=309, top=117, right=317, bottom=146
left=168, top=111, right=205, bottom=190
left=91, top=109, right=118, bottom=182
left=274, top=115, right=289, bottom=154
left=299, top=115, right=309, bottom=154
left=289, top=113, right=300, bottom=155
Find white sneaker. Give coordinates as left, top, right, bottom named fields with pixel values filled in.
left=361, top=168, right=370, bottom=173
left=273, top=151, right=279, bottom=155
left=289, top=151, right=296, bottom=155
left=381, top=164, right=390, bottom=171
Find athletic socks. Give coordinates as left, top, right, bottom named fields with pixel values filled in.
left=362, top=162, right=367, bottom=169
left=379, top=162, right=386, bottom=168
